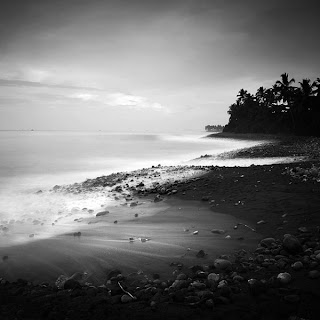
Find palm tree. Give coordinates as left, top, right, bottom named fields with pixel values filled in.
left=275, top=73, right=296, bottom=130
left=313, top=78, right=320, bottom=96
left=299, top=79, right=314, bottom=98
left=275, top=73, right=296, bottom=104
left=236, top=89, right=249, bottom=105
left=256, top=86, right=266, bottom=104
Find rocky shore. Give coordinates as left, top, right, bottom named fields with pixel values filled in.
left=1, top=134, right=320, bottom=319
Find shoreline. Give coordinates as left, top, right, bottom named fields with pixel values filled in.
left=1, top=133, right=320, bottom=319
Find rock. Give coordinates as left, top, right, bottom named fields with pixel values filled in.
left=315, top=253, right=320, bottom=261
left=233, top=275, right=244, bottom=282
left=201, top=196, right=210, bottom=201
left=214, top=259, right=232, bottom=270
left=154, top=194, right=163, bottom=202
left=130, top=202, right=138, bottom=207
left=176, top=273, right=187, bottom=280
left=284, top=295, right=300, bottom=303
left=211, top=229, right=226, bottom=234
left=308, top=270, right=320, bottom=279
left=205, top=299, right=214, bottom=308
left=257, top=220, right=266, bottom=225
left=283, top=234, right=302, bottom=254
left=207, top=273, right=220, bottom=282
left=107, top=269, right=122, bottom=280
left=96, top=211, right=109, bottom=217
left=64, top=279, right=81, bottom=290
left=217, top=280, right=228, bottom=288
left=291, top=261, right=303, bottom=270
left=2, top=255, right=8, bottom=261
left=193, top=231, right=199, bottom=235
left=170, top=280, right=188, bottom=290
left=191, top=281, right=206, bottom=290
left=277, top=272, right=292, bottom=284
left=260, top=238, right=276, bottom=248
left=121, top=294, right=133, bottom=303
left=196, top=250, right=207, bottom=258
left=298, top=227, right=308, bottom=233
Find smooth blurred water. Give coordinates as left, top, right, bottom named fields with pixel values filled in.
left=0, top=130, right=265, bottom=239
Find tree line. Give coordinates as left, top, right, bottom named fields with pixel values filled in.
left=223, top=73, right=320, bottom=136
left=205, top=124, right=224, bottom=132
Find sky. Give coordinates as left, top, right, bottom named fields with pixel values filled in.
left=0, top=0, right=320, bottom=132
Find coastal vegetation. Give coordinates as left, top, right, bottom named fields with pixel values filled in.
left=205, top=124, right=224, bottom=132
left=224, top=73, right=320, bottom=136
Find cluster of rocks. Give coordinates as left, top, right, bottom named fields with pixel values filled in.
left=283, top=165, right=320, bottom=183
left=50, top=165, right=211, bottom=200
left=1, top=228, right=319, bottom=319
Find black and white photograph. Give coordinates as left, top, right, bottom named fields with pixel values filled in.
left=1, top=1, right=320, bottom=319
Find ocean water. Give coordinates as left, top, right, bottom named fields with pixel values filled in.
left=0, top=131, right=275, bottom=245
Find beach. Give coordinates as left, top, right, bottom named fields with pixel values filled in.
left=1, top=133, right=320, bottom=319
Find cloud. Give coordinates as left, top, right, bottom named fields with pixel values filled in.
left=69, top=91, right=167, bottom=111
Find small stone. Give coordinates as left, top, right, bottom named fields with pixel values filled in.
left=64, top=279, right=81, bottom=290
left=214, top=259, right=232, bottom=270
left=191, top=281, right=206, bottom=290
left=121, top=294, right=133, bottom=303
left=207, top=273, right=219, bottom=282
left=176, top=273, right=187, bottom=280
left=260, top=238, right=276, bottom=248
left=291, top=261, right=303, bottom=270
left=193, top=231, right=199, bottom=235
left=277, top=272, right=291, bottom=284
left=211, top=229, right=226, bottom=234
left=257, top=220, right=266, bottom=225
left=96, top=211, right=109, bottom=217
left=233, top=275, right=244, bottom=282
left=298, top=227, right=308, bottom=233
left=217, top=280, right=228, bottom=288
left=225, top=235, right=231, bottom=239
left=283, top=234, right=302, bottom=254
left=196, top=250, right=206, bottom=258
left=315, top=253, right=320, bottom=261
left=205, top=298, right=214, bottom=308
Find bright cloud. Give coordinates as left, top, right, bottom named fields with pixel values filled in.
left=70, top=91, right=167, bottom=111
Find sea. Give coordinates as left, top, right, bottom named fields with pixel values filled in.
left=0, top=130, right=287, bottom=245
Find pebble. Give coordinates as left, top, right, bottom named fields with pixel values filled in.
left=207, top=273, right=220, bottom=282
left=291, top=261, right=303, bottom=270
left=214, top=259, right=232, bottom=270
left=277, top=272, right=292, bottom=284
left=121, top=294, right=133, bottom=303
left=96, top=211, right=109, bottom=217
left=282, top=234, right=302, bottom=254
left=211, top=229, right=226, bottom=234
